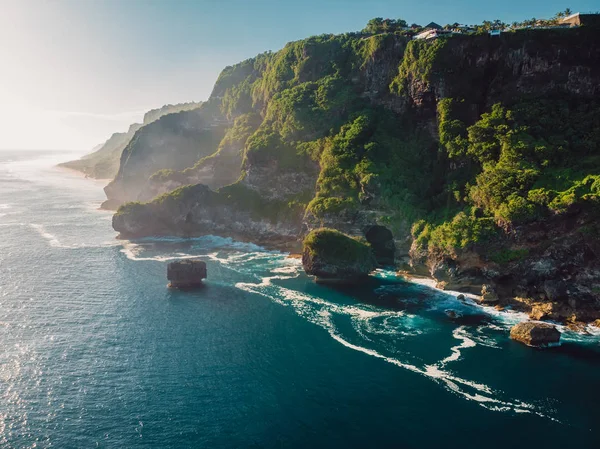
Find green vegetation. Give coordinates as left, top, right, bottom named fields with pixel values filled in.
left=115, top=19, right=600, bottom=266
left=412, top=212, right=497, bottom=256
left=218, top=183, right=312, bottom=223
left=115, top=201, right=146, bottom=217
left=362, top=18, right=409, bottom=35
left=414, top=95, right=600, bottom=255
left=489, top=248, right=530, bottom=264
left=390, top=38, right=451, bottom=94
left=209, top=23, right=600, bottom=258
left=303, top=228, right=374, bottom=264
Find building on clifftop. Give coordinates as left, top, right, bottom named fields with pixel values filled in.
left=561, top=12, right=600, bottom=27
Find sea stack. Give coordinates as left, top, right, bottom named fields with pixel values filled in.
left=302, top=228, right=376, bottom=282
left=510, top=321, right=561, bottom=347
left=167, top=259, right=207, bottom=288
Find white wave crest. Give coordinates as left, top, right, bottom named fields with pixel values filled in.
left=29, top=223, right=121, bottom=249
left=235, top=268, right=555, bottom=420
left=29, top=224, right=61, bottom=247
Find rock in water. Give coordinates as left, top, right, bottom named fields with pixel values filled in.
left=167, top=259, right=207, bottom=288
left=302, top=228, right=376, bottom=282
left=510, top=321, right=561, bottom=347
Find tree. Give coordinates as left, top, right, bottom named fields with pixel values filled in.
left=564, top=8, right=572, bottom=17
left=363, top=17, right=408, bottom=34
left=492, top=19, right=505, bottom=29
left=363, top=18, right=384, bottom=34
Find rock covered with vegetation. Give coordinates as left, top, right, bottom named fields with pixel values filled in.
left=110, top=20, right=600, bottom=323
left=112, top=183, right=304, bottom=250
left=302, top=228, right=376, bottom=280
left=510, top=321, right=561, bottom=347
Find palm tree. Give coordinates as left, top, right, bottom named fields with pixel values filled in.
left=564, top=8, right=573, bottom=17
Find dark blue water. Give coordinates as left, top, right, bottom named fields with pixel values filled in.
left=1, top=150, right=599, bottom=448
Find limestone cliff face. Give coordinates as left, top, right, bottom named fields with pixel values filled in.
left=397, top=30, right=600, bottom=123
left=103, top=109, right=228, bottom=208
left=137, top=112, right=262, bottom=202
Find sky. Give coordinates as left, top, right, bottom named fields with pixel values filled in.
left=0, top=0, right=597, bottom=151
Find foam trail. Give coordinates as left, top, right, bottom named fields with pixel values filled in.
left=122, top=242, right=557, bottom=420
left=403, top=273, right=531, bottom=327
left=29, top=224, right=61, bottom=247
left=438, top=326, right=477, bottom=367
left=236, top=270, right=556, bottom=421
left=120, top=242, right=202, bottom=262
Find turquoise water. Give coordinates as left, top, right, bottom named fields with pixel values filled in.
left=1, top=150, right=599, bottom=448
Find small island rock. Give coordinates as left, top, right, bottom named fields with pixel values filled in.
left=302, top=228, right=376, bottom=282
left=167, top=259, right=207, bottom=288
left=510, top=321, right=561, bottom=347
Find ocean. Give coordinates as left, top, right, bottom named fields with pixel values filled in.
left=0, top=150, right=599, bottom=448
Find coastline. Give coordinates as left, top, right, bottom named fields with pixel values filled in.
left=53, top=164, right=112, bottom=184
left=50, top=166, right=600, bottom=337
left=396, top=270, right=600, bottom=337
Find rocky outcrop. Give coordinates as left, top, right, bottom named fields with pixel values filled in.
left=167, top=259, right=207, bottom=288
left=103, top=108, right=228, bottom=209
left=480, top=284, right=499, bottom=304
left=510, top=321, right=561, bottom=347
left=420, top=204, right=600, bottom=324
left=364, top=225, right=396, bottom=266
left=112, top=184, right=304, bottom=250
left=302, top=228, right=377, bottom=281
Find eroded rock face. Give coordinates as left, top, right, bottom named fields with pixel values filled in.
left=167, top=259, right=207, bottom=288
left=364, top=225, right=396, bottom=266
left=413, top=205, right=600, bottom=324
left=480, top=284, right=499, bottom=304
left=510, top=321, right=561, bottom=347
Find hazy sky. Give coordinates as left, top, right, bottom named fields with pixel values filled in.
left=1, top=0, right=597, bottom=151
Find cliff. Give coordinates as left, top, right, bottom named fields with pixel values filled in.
left=59, top=123, right=142, bottom=179
left=103, top=107, right=227, bottom=207
left=111, top=26, right=600, bottom=324
left=59, top=102, right=202, bottom=180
